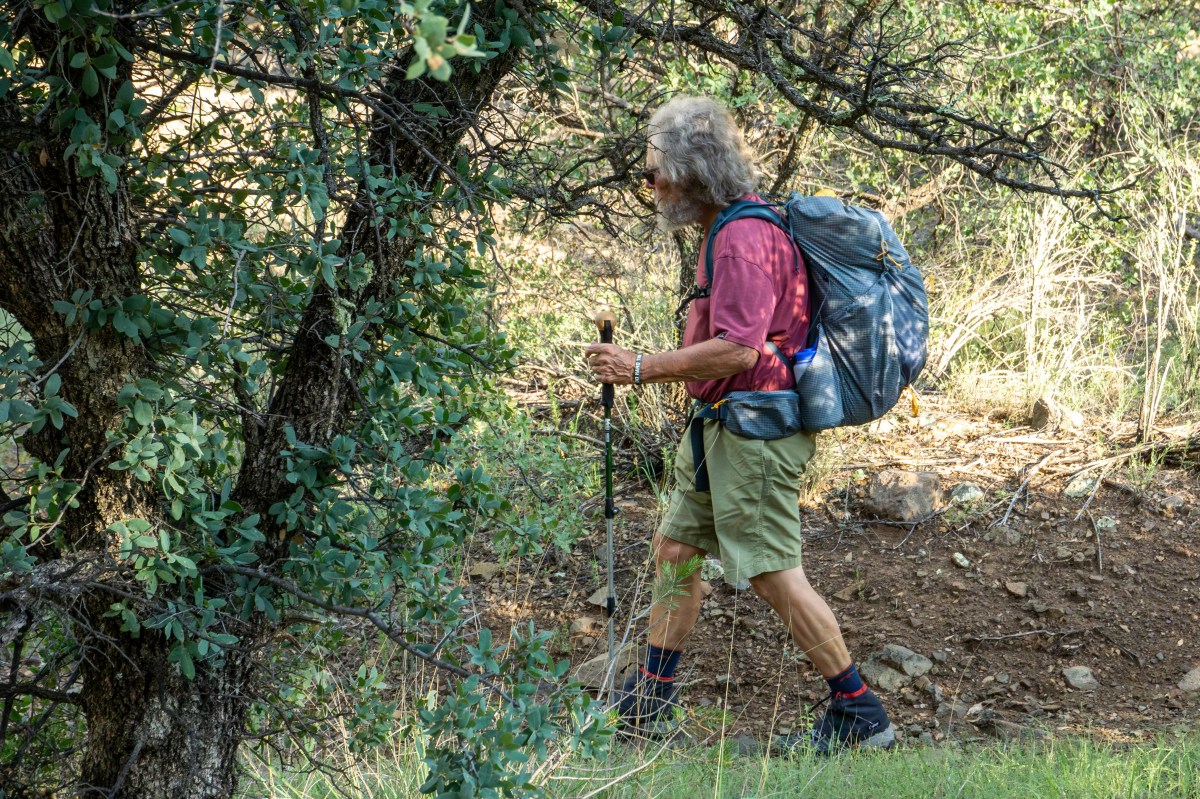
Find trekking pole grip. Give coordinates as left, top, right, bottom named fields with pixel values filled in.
left=595, top=311, right=615, bottom=408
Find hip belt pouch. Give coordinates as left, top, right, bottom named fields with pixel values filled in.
left=716, top=391, right=804, bottom=440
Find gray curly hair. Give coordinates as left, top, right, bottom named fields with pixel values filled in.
left=648, top=96, right=757, bottom=205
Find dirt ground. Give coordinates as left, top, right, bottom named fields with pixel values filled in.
left=465, top=392, right=1200, bottom=748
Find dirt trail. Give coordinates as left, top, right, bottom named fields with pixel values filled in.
left=468, top=394, right=1200, bottom=746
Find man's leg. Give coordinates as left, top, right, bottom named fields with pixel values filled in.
left=615, top=533, right=706, bottom=734
left=751, top=565, right=895, bottom=753
left=647, top=534, right=706, bottom=650
left=748, top=565, right=850, bottom=677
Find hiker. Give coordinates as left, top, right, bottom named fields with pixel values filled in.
left=584, top=96, right=895, bottom=753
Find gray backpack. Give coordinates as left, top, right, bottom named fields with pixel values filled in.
left=699, top=193, right=929, bottom=432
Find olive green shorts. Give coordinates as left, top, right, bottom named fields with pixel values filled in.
left=659, top=419, right=816, bottom=583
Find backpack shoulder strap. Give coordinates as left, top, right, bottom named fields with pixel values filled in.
left=701, top=199, right=797, bottom=290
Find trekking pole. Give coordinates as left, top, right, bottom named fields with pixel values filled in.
left=594, top=311, right=619, bottom=706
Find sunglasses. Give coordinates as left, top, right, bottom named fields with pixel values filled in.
left=641, top=167, right=661, bottom=186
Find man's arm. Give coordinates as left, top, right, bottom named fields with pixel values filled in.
left=585, top=337, right=758, bottom=385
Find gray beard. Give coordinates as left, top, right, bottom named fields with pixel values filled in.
left=657, top=194, right=705, bottom=232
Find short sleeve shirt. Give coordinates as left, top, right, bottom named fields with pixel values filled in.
left=684, top=195, right=809, bottom=403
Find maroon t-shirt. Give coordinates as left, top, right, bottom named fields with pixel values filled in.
left=684, top=196, right=809, bottom=403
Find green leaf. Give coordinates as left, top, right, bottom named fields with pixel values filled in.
left=0, top=47, right=14, bottom=72
left=132, top=400, right=153, bottom=426
left=405, top=59, right=426, bottom=80
left=44, top=373, right=61, bottom=397
left=81, top=66, right=99, bottom=97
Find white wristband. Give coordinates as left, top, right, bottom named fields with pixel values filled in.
left=633, top=354, right=644, bottom=385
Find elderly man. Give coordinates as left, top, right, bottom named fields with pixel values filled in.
left=585, top=96, right=894, bottom=754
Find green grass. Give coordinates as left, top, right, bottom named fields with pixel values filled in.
left=247, top=735, right=1200, bottom=799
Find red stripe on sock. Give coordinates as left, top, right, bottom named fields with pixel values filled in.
left=841, top=684, right=869, bottom=699
left=639, top=666, right=675, bottom=682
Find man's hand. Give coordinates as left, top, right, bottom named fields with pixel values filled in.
left=585, top=343, right=635, bottom=385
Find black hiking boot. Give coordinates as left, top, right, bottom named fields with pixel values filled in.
left=614, top=669, right=681, bottom=739
left=772, top=687, right=896, bottom=756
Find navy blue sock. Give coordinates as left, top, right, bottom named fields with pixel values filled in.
left=827, top=662, right=866, bottom=697
left=641, top=645, right=682, bottom=684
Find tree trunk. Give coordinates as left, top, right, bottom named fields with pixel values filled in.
left=77, top=619, right=252, bottom=799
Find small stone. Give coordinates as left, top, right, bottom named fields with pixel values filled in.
left=1063, top=666, right=1101, bottom=691
left=950, top=483, right=985, bottom=505
left=586, top=587, right=610, bottom=607
left=469, top=562, right=502, bottom=580
left=919, top=732, right=935, bottom=746
left=833, top=583, right=861, bottom=602
left=715, top=674, right=734, bottom=687
left=1093, top=516, right=1118, bottom=533
left=878, top=644, right=934, bottom=678
left=859, top=659, right=910, bottom=692
left=701, top=558, right=725, bottom=582
left=1005, top=581, right=1029, bottom=598
left=935, top=702, right=969, bottom=720
left=1179, top=667, right=1200, bottom=693
left=572, top=644, right=639, bottom=690
left=1161, top=495, right=1186, bottom=516
left=570, top=616, right=600, bottom=636
left=953, top=552, right=971, bottom=569
left=994, top=525, right=1023, bottom=546
left=1064, top=475, right=1097, bottom=499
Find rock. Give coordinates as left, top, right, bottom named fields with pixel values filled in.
left=994, top=525, right=1023, bottom=546
left=570, top=616, right=600, bottom=636
left=935, top=702, right=969, bottom=720
left=950, top=483, right=985, bottom=505
left=919, top=732, right=935, bottom=746
left=469, top=562, right=501, bottom=580
left=700, top=580, right=715, bottom=598
left=573, top=644, right=640, bottom=690
left=879, top=644, right=934, bottom=678
left=1179, top=667, right=1200, bottom=693
left=732, top=578, right=751, bottom=591
left=833, top=583, right=862, bottom=602
left=1005, top=581, right=1029, bottom=598
left=864, top=470, right=943, bottom=523
left=1161, top=495, right=1186, bottom=517
left=586, top=587, right=610, bottom=607
left=1031, top=397, right=1083, bottom=432
left=715, top=674, right=733, bottom=687
left=701, top=557, right=724, bottom=582
left=953, top=552, right=971, bottom=569
left=1062, top=666, right=1101, bottom=691
left=1064, top=474, right=1096, bottom=498
left=859, top=659, right=909, bottom=693
left=1093, top=516, right=1118, bottom=533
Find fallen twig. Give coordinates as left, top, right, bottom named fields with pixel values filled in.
left=991, top=451, right=1061, bottom=528
left=964, top=628, right=1081, bottom=644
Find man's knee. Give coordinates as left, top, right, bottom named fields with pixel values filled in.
left=653, top=535, right=705, bottom=567
left=749, top=566, right=811, bottom=605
